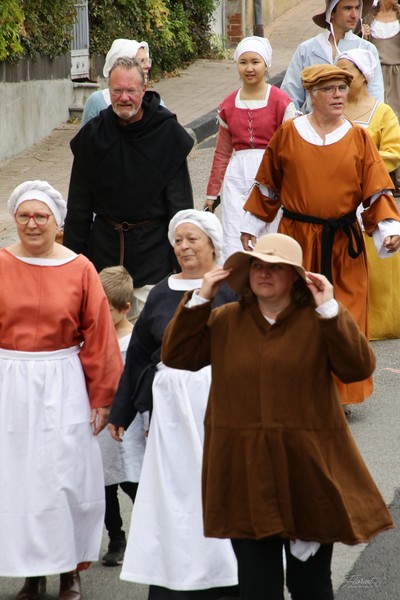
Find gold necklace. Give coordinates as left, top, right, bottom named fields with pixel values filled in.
left=344, top=105, right=374, bottom=121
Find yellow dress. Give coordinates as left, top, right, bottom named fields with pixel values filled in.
left=355, top=101, right=400, bottom=340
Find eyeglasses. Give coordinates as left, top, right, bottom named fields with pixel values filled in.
left=313, top=84, right=349, bottom=95
left=138, top=57, right=152, bottom=68
left=15, top=212, right=53, bottom=226
left=109, top=88, right=142, bottom=97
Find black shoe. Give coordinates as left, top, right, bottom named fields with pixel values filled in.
left=59, top=571, right=81, bottom=600
left=102, top=538, right=127, bottom=566
left=16, top=576, right=46, bottom=600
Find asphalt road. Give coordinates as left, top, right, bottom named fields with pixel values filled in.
left=1, top=139, right=399, bottom=600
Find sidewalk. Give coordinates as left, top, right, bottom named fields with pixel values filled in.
left=0, top=0, right=321, bottom=245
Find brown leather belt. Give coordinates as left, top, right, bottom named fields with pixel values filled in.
left=102, top=216, right=164, bottom=265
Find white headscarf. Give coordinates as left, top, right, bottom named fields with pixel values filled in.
left=338, top=48, right=377, bottom=82
left=168, top=209, right=223, bottom=261
left=7, top=180, right=67, bottom=228
left=103, top=39, right=149, bottom=77
left=233, top=36, right=272, bottom=69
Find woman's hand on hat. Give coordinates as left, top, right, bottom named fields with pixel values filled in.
left=198, top=267, right=232, bottom=300
left=241, top=232, right=257, bottom=251
left=306, top=272, right=334, bottom=307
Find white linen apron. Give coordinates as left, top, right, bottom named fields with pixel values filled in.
left=0, top=346, right=105, bottom=577
left=98, top=334, right=146, bottom=484
left=222, top=148, right=264, bottom=261
left=120, top=363, right=238, bottom=591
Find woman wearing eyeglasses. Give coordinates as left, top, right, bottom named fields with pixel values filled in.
left=241, top=63, right=400, bottom=412
left=81, top=38, right=154, bottom=126
left=0, top=180, right=123, bottom=600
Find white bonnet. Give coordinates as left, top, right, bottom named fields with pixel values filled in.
left=168, top=209, right=223, bottom=261
left=233, top=36, right=272, bottom=69
left=7, top=180, right=67, bottom=228
left=103, top=39, right=149, bottom=77
left=337, top=48, right=377, bottom=82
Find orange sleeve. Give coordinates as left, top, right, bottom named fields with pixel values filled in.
left=362, top=193, right=400, bottom=235
left=79, top=263, right=124, bottom=408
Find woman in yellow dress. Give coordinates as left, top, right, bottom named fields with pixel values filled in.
left=338, top=48, right=400, bottom=339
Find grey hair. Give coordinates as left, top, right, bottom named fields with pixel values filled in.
left=108, top=57, right=145, bottom=86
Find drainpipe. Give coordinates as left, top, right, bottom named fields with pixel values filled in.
left=254, top=0, right=264, bottom=36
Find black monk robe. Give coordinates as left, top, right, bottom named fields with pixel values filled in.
left=64, top=91, right=194, bottom=287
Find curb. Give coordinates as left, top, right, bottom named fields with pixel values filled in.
left=186, top=70, right=286, bottom=145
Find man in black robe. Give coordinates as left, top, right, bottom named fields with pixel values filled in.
left=64, top=56, right=194, bottom=299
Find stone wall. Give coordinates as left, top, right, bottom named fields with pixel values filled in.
left=226, top=0, right=300, bottom=44
left=0, top=55, right=73, bottom=163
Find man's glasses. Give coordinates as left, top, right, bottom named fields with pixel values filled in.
left=15, top=212, right=53, bottom=226
left=109, top=88, right=142, bottom=97
left=313, top=84, right=349, bottom=95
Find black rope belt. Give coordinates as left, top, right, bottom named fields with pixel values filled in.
left=282, top=208, right=364, bottom=283
left=101, top=216, right=164, bottom=265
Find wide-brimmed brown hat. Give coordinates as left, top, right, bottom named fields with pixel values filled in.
left=224, top=233, right=306, bottom=295
left=312, top=0, right=374, bottom=29
left=302, top=64, right=354, bottom=90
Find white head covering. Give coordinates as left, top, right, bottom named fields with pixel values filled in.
left=103, top=39, right=149, bottom=77
left=338, top=48, right=377, bottom=82
left=7, top=180, right=67, bottom=228
left=233, top=36, right=272, bottom=69
left=168, top=209, right=223, bottom=261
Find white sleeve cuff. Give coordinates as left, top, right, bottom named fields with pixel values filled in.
left=241, top=211, right=270, bottom=238
left=185, top=290, right=211, bottom=308
left=315, top=298, right=339, bottom=318
left=372, top=219, right=400, bottom=257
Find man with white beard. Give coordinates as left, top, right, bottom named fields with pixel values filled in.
left=64, top=57, right=194, bottom=311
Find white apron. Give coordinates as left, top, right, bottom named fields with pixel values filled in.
left=98, top=334, right=146, bottom=484
left=120, top=363, right=238, bottom=591
left=222, top=148, right=264, bottom=261
left=222, top=148, right=282, bottom=261
left=0, top=346, right=105, bottom=577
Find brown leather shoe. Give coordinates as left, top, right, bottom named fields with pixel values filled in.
left=59, top=571, right=81, bottom=600
left=16, top=576, right=46, bottom=600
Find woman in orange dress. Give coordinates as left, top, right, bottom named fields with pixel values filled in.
left=0, top=180, right=123, bottom=600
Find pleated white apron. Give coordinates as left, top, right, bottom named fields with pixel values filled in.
left=121, top=363, right=238, bottom=591
left=0, top=346, right=105, bottom=577
left=222, top=149, right=264, bottom=261
left=222, top=148, right=281, bottom=261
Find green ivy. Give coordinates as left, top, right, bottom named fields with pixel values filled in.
left=1, top=0, right=217, bottom=70
left=0, top=0, right=24, bottom=62
left=22, top=0, right=76, bottom=60
left=88, top=0, right=216, bottom=75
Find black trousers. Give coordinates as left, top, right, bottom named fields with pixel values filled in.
left=104, top=481, right=138, bottom=540
left=231, top=537, right=334, bottom=600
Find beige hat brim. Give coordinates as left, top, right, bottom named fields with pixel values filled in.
left=224, top=249, right=306, bottom=295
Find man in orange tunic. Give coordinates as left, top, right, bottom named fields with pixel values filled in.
left=241, top=64, right=400, bottom=407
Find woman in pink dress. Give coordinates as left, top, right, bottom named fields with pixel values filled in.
left=204, top=36, right=295, bottom=261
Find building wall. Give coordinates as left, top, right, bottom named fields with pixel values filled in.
left=227, top=0, right=300, bottom=43
left=0, top=55, right=73, bottom=163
